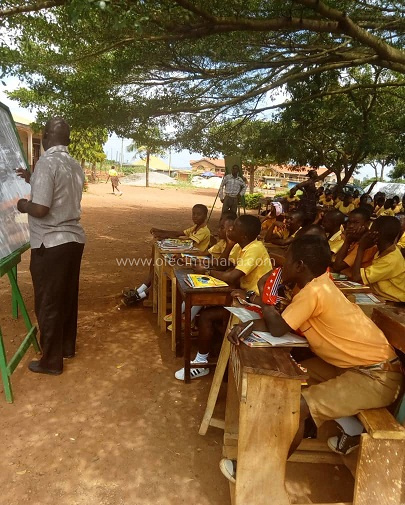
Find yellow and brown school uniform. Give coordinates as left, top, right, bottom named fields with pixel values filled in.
left=183, top=224, right=210, bottom=251
left=393, top=204, right=402, bottom=214
left=208, top=239, right=227, bottom=259
left=376, top=207, right=395, bottom=217
left=260, top=217, right=276, bottom=234
left=360, top=245, right=405, bottom=302
left=282, top=272, right=401, bottom=426
left=229, top=239, right=272, bottom=293
left=335, top=201, right=355, bottom=216
left=328, top=230, right=344, bottom=256
left=341, top=243, right=377, bottom=277
left=322, top=199, right=335, bottom=210
left=353, top=197, right=360, bottom=208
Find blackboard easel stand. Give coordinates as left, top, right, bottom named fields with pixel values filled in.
left=0, top=244, right=40, bottom=403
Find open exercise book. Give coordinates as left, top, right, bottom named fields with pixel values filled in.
left=157, top=239, right=194, bottom=251
left=185, top=274, right=228, bottom=288
left=241, top=331, right=308, bottom=348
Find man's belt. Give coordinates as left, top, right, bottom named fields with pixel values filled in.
left=359, top=357, right=402, bottom=373
left=225, top=194, right=239, bottom=198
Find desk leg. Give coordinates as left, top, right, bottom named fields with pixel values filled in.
left=171, top=276, right=177, bottom=353
left=152, top=244, right=159, bottom=314
left=184, top=295, right=192, bottom=384
left=174, top=282, right=183, bottom=357
left=235, top=375, right=301, bottom=505
left=199, top=337, right=230, bottom=435
left=159, top=269, right=168, bottom=332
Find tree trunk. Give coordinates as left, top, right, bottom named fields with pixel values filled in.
left=145, top=150, right=150, bottom=188
left=249, top=166, right=255, bottom=194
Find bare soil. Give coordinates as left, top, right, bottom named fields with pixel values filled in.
left=0, top=183, right=353, bottom=505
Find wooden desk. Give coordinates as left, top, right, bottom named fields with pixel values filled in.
left=224, top=344, right=306, bottom=505
left=153, top=243, right=202, bottom=332
left=173, top=268, right=233, bottom=382
left=372, top=305, right=405, bottom=353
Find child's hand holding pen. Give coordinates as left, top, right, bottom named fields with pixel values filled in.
left=227, top=321, right=254, bottom=346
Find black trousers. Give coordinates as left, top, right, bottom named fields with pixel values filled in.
left=30, top=242, right=84, bottom=371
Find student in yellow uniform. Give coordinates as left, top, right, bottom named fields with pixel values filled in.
left=122, top=204, right=210, bottom=305
left=351, top=216, right=405, bottom=302
left=207, top=213, right=236, bottom=259
left=332, top=208, right=377, bottom=277
left=175, top=215, right=272, bottom=380
left=352, top=190, right=361, bottom=207
left=221, top=236, right=402, bottom=480
left=376, top=198, right=396, bottom=217
left=321, top=189, right=335, bottom=209
left=335, top=193, right=355, bottom=215
left=322, top=209, right=346, bottom=258
left=397, top=214, right=405, bottom=257
left=392, top=196, right=402, bottom=214
left=264, top=210, right=305, bottom=245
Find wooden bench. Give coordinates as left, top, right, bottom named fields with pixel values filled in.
left=293, top=305, right=405, bottom=505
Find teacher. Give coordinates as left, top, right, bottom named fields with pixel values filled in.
left=16, top=117, right=86, bottom=375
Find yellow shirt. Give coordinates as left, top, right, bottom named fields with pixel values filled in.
left=335, top=201, right=355, bottom=215
left=360, top=246, right=405, bottom=302
left=108, top=168, right=118, bottom=176
left=397, top=232, right=405, bottom=250
left=318, top=194, right=326, bottom=204
left=208, top=239, right=227, bottom=258
left=282, top=272, right=395, bottom=368
left=394, top=204, right=402, bottom=214
left=353, top=197, right=360, bottom=208
left=287, top=195, right=300, bottom=202
left=229, top=239, right=272, bottom=293
left=322, top=199, right=335, bottom=209
left=183, top=225, right=210, bottom=251
left=328, top=230, right=344, bottom=255
left=377, top=207, right=395, bottom=217
left=341, top=243, right=377, bottom=277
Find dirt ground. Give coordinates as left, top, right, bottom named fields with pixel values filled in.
left=0, top=183, right=353, bottom=505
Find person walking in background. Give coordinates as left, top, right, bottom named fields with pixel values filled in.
left=16, top=117, right=86, bottom=375
left=219, top=164, right=246, bottom=215
left=106, top=165, right=122, bottom=195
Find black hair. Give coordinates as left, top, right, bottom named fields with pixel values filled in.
left=193, top=204, right=208, bottom=216
left=289, top=235, right=332, bottom=277
left=384, top=198, right=394, bottom=208
left=295, top=224, right=327, bottom=238
left=324, top=209, right=346, bottom=226
left=222, top=212, right=237, bottom=221
left=350, top=207, right=372, bottom=222
left=359, top=203, right=374, bottom=216
left=324, top=189, right=332, bottom=195
left=290, top=209, right=306, bottom=223
left=373, top=216, right=401, bottom=242
left=376, top=196, right=385, bottom=206
left=393, top=196, right=400, bottom=204
left=238, top=215, right=261, bottom=240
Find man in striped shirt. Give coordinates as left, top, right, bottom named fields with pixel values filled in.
left=219, top=165, right=247, bottom=215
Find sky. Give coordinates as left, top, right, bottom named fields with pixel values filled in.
left=0, top=77, right=376, bottom=178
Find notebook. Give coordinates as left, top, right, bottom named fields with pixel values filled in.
left=185, top=274, right=228, bottom=288
left=241, top=331, right=308, bottom=347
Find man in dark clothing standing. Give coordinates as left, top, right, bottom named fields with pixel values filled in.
left=16, top=117, right=86, bottom=375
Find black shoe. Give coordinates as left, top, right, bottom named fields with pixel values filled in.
left=63, top=353, right=75, bottom=359
left=327, top=432, right=360, bottom=455
left=28, top=361, right=62, bottom=375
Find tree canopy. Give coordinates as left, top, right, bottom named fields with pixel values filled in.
left=1, top=0, right=405, bottom=138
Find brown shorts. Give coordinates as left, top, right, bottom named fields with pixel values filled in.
left=301, top=357, right=403, bottom=427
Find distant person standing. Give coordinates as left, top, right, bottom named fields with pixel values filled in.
left=106, top=165, right=122, bottom=195
left=16, top=117, right=86, bottom=375
left=219, top=164, right=247, bottom=215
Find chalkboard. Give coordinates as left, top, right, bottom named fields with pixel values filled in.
left=0, top=103, right=30, bottom=260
